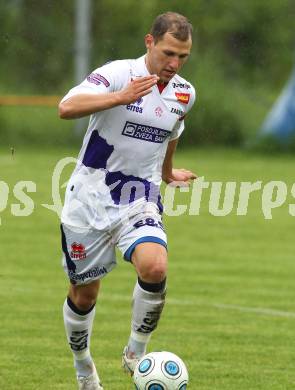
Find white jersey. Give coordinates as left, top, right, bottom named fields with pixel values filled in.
left=61, top=55, right=196, bottom=229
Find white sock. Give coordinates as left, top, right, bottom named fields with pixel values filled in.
left=63, top=297, right=96, bottom=377
left=127, top=279, right=166, bottom=358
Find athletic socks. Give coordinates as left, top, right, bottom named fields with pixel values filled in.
left=63, top=279, right=166, bottom=372
left=127, top=278, right=166, bottom=358
left=74, top=355, right=94, bottom=378
left=63, top=297, right=96, bottom=377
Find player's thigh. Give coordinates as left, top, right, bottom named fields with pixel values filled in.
left=60, top=223, right=117, bottom=286
left=132, top=242, right=168, bottom=283
left=116, top=209, right=168, bottom=282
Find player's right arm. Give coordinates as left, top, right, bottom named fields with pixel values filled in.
left=59, top=75, right=158, bottom=119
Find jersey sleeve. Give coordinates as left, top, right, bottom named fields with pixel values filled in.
left=169, top=85, right=196, bottom=141
left=60, top=60, right=129, bottom=103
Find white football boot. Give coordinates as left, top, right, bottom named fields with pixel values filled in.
left=121, top=346, right=140, bottom=376
left=77, top=364, right=103, bottom=390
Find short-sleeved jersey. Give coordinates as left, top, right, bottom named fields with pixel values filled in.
left=61, top=55, right=196, bottom=229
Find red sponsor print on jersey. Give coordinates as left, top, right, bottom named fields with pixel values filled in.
left=70, top=242, right=87, bottom=260
left=175, top=92, right=190, bottom=104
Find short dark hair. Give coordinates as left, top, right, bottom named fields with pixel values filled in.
left=150, top=12, right=193, bottom=43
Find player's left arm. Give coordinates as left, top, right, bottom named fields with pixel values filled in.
left=162, top=83, right=197, bottom=186
left=162, top=138, right=197, bottom=186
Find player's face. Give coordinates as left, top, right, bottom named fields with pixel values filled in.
left=145, top=32, right=192, bottom=82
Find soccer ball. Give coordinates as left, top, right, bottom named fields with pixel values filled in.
left=133, top=351, right=189, bottom=390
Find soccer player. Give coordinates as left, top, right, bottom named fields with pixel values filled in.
left=58, top=12, right=196, bottom=390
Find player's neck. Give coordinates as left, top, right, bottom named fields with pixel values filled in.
left=157, top=81, right=167, bottom=94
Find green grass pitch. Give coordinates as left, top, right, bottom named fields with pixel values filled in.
left=1, top=147, right=295, bottom=389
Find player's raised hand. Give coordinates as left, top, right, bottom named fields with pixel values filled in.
left=165, top=168, right=197, bottom=187
left=118, top=75, right=159, bottom=105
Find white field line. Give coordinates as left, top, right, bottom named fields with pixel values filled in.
left=214, top=303, right=295, bottom=318
left=101, top=293, right=295, bottom=319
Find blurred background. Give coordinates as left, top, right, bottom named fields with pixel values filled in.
left=1, top=0, right=295, bottom=150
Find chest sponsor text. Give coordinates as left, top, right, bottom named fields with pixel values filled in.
left=122, top=121, right=171, bottom=143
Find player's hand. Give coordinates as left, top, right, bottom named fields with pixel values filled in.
left=117, top=75, right=159, bottom=105
left=164, top=168, right=197, bottom=187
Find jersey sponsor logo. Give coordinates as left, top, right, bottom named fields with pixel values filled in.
left=136, top=97, right=143, bottom=105
left=126, top=97, right=143, bottom=113
left=87, top=72, right=110, bottom=87
left=171, top=107, right=184, bottom=116
left=122, top=121, right=170, bottom=143
left=126, top=105, right=143, bottom=113
left=175, top=92, right=190, bottom=104
left=155, top=106, right=163, bottom=117
left=172, top=82, right=191, bottom=89
left=70, top=242, right=86, bottom=260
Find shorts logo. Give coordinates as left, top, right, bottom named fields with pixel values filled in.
left=175, top=92, right=190, bottom=104
left=122, top=121, right=170, bottom=143
left=134, top=217, right=165, bottom=231
left=126, top=97, right=143, bottom=114
left=70, top=242, right=86, bottom=260
left=69, top=266, right=107, bottom=282
left=87, top=73, right=110, bottom=87
left=172, top=82, right=191, bottom=89
left=171, top=107, right=184, bottom=116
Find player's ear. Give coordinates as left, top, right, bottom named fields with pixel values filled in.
left=145, top=34, right=155, bottom=51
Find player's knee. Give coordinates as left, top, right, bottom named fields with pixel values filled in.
left=140, top=256, right=167, bottom=283
left=73, top=294, right=96, bottom=311
left=69, top=283, right=99, bottom=311
left=133, top=243, right=167, bottom=283
left=149, top=262, right=166, bottom=282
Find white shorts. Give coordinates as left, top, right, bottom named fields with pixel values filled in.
left=60, top=204, right=167, bottom=285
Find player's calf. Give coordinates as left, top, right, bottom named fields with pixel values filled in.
left=123, top=277, right=167, bottom=375
left=63, top=292, right=103, bottom=388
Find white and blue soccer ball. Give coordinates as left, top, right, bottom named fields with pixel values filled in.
left=133, top=351, right=189, bottom=390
